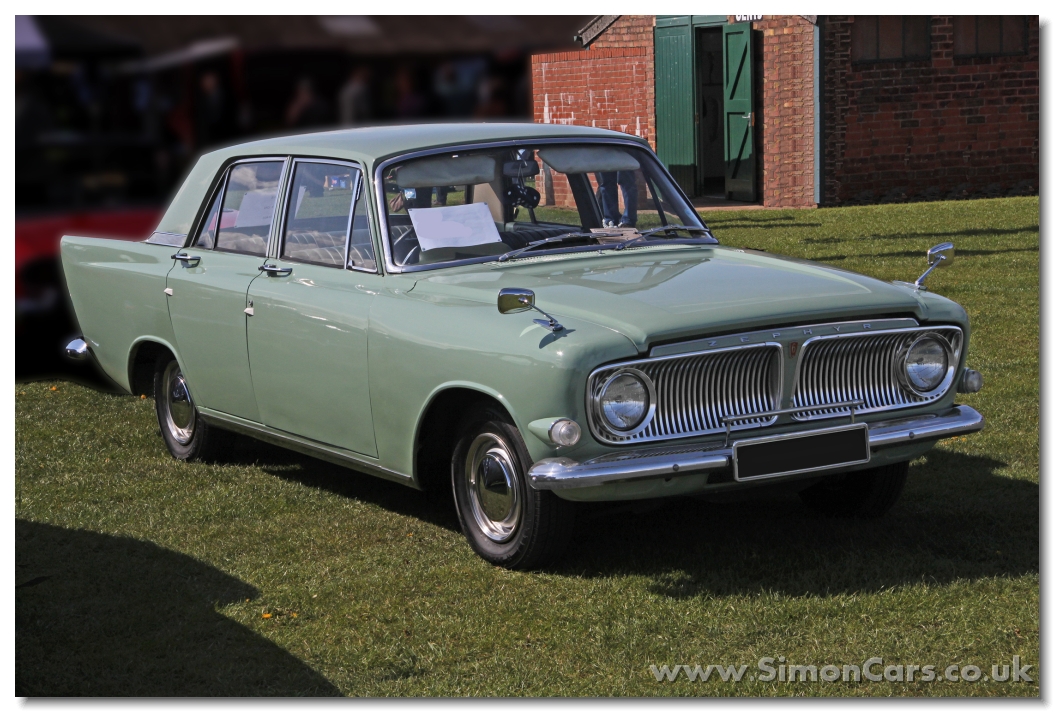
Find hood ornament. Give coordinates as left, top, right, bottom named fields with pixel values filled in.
left=914, top=242, right=955, bottom=290
left=497, top=287, right=564, bottom=332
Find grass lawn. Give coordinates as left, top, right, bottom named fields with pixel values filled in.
left=16, top=196, right=1038, bottom=696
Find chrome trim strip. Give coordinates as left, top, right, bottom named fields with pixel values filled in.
left=197, top=408, right=414, bottom=487
left=649, top=317, right=919, bottom=358
left=790, top=325, right=964, bottom=421
left=586, top=342, right=784, bottom=445
left=732, top=422, right=870, bottom=483
left=372, top=136, right=683, bottom=275
left=145, top=231, right=187, bottom=247
left=528, top=405, right=984, bottom=490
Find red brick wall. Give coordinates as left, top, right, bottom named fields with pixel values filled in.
left=531, top=16, right=656, bottom=207
left=821, top=16, right=1039, bottom=204
left=753, top=16, right=817, bottom=207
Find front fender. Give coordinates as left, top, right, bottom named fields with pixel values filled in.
left=367, top=284, right=638, bottom=477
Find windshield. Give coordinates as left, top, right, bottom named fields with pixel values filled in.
left=380, top=141, right=708, bottom=270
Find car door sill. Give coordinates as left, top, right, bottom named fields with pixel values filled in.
left=197, top=407, right=413, bottom=487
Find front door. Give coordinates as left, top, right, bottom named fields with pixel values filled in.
left=246, top=159, right=379, bottom=457
left=166, top=158, right=286, bottom=421
left=722, top=22, right=757, bottom=202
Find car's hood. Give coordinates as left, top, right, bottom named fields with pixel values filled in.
left=413, top=245, right=930, bottom=351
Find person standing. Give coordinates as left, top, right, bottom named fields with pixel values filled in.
left=598, top=170, right=638, bottom=228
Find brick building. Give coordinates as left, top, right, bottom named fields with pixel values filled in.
left=531, top=15, right=1039, bottom=208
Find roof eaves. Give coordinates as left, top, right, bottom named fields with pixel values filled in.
left=573, top=15, right=620, bottom=48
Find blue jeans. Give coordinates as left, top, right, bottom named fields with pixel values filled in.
left=598, top=171, right=638, bottom=227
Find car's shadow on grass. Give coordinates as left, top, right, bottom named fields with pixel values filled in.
left=16, top=519, right=341, bottom=696
left=556, top=449, right=1037, bottom=599
left=223, top=436, right=462, bottom=534
left=223, top=434, right=1036, bottom=600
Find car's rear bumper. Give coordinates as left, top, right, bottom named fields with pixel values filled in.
left=528, top=405, right=984, bottom=491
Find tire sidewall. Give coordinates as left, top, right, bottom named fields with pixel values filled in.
left=451, top=411, right=540, bottom=567
left=154, top=356, right=203, bottom=461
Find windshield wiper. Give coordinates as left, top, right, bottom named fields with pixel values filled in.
left=614, top=225, right=715, bottom=251
left=497, top=232, right=595, bottom=262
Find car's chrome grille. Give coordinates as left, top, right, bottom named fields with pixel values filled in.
left=588, top=343, right=782, bottom=445
left=791, top=327, right=963, bottom=421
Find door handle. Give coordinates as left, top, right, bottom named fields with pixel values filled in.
left=259, top=263, right=292, bottom=277
left=171, top=252, right=201, bottom=266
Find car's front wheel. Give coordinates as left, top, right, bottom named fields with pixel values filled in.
left=798, top=461, right=909, bottom=518
left=154, top=356, right=233, bottom=461
left=451, top=409, right=575, bottom=569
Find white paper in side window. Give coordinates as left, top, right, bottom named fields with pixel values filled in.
left=234, top=189, right=277, bottom=227
left=408, top=202, right=502, bottom=251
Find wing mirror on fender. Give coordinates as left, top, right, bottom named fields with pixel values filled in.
left=914, top=242, right=955, bottom=290
left=497, top=287, right=564, bottom=332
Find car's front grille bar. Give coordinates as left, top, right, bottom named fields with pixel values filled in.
left=791, top=326, right=963, bottom=421
left=588, top=343, right=783, bottom=445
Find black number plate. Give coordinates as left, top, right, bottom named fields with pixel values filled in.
left=733, top=424, right=870, bottom=481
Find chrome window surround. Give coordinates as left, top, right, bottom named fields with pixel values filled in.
left=372, top=136, right=705, bottom=275
left=271, top=157, right=375, bottom=272
left=790, top=325, right=964, bottom=421
left=187, top=156, right=291, bottom=258
left=587, top=342, right=784, bottom=446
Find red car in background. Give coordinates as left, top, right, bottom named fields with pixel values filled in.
left=16, top=207, right=160, bottom=377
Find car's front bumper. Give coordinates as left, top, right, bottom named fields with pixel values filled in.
left=528, top=405, right=984, bottom=491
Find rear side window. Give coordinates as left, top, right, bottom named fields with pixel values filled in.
left=193, top=184, right=223, bottom=249
left=282, top=161, right=360, bottom=267
left=215, top=161, right=284, bottom=256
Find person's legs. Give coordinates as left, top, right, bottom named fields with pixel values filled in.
left=597, top=172, right=620, bottom=227
left=617, top=171, right=638, bottom=227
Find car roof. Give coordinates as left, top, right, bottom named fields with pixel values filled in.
left=156, top=122, right=649, bottom=238
left=205, top=122, right=646, bottom=164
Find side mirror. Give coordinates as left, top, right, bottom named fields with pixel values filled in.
left=497, top=287, right=535, bottom=314
left=927, top=242, right=955, bottom=267
left=497, top=287, right=564, bottom=332
left=914, top=242, right=955, bottom=290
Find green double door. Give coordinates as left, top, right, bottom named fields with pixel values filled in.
left=655, top=18, right=757, bottom=202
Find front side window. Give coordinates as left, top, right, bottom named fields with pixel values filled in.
left=852, top=16, right=930, bottom=63
left=381, top=142, right=707, bottom=270
left=953, top=16, right=1027, bottom=57
left=282, top=161, right=361, bottom=268
left=215, top=161, right=284, bottom=256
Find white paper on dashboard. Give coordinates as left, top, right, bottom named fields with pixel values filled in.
left=234, top=189, right=277, bottom=227
left=409, top=202, right=502, bottom=251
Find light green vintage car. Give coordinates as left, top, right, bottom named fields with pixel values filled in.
left=61, top=123, right=984, bottom=569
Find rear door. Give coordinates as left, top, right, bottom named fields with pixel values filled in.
left=166, top=158, right=287, bottom=421
left=722, top=22, right=757, bottom=202
left=246, top=158, right=380, bottom=457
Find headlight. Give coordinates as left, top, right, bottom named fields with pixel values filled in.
left=900, top=334, right=951, bottom=394
left=597, top=368, right=655, bottom=435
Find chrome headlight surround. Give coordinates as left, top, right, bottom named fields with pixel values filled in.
left=897, top=332, right=955, bottom=396
left=591, top=367, right=657, bottom=438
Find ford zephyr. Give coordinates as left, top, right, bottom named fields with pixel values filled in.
left=61, top=123, right=984, bottom=568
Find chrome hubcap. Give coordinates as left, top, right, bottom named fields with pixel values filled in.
left=465, top=433, right=522, bottom=543
left=163, top=361, right=195, bottom=445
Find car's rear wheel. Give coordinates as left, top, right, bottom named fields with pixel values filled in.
left=154, top=356, right=233, bottom=461
left=798, top=461, right=909, bottom=518
left=451, top=409, right=575, bottom=569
